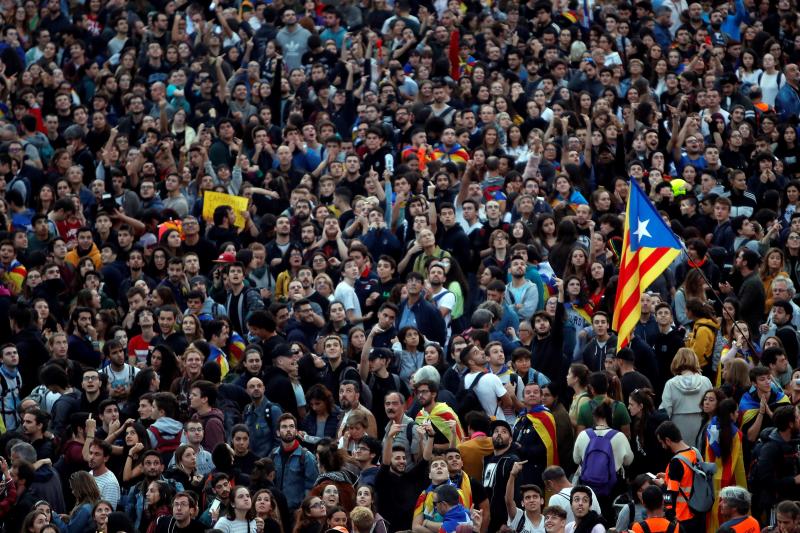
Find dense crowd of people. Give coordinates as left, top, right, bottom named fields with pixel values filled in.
left=4, top=0, right=800, bottom=532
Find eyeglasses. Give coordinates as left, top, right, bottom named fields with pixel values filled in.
left=310, top=501, right=325, bottom=508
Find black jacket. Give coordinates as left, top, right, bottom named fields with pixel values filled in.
left=11, top=327, right=49, bottom=396
left=530, top=303, right=566, bottom=390
left=262, top=366, right=299, bottom=417
left=437, top=223, right=472, bottom=273
left=752, top=427, right=800, bottom=510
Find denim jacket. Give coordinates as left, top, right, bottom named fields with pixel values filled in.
left=270, top=444, right=319, bottom=509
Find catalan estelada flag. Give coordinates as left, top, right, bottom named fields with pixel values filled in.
left=525, top=405, right=558, bottom=466
left=612, top=180, right=682, bottom=350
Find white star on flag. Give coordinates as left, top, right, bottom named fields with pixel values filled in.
left=634, top=218, right=651, bottom=241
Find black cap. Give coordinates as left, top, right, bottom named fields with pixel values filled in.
left=270, top=343, right=293, bottom=360
left=490, top=419, right=512, bottom=434
left=368, top=348, right=393, bottom=361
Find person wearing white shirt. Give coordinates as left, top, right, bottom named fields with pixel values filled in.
left=564, top=486, right=606, bottom=533
left=542, top=466, right=602, bottom=523
left=572, top=405, right=635, bottom=482
left=461, top=344, right=512, bottom=419
left=213, top=486, right=260, bottom=533
left=759, top=53, right=785, bottom=106
left=505, top=461, right=547, bottom=532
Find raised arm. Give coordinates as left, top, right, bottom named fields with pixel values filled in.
left=505, top=461, right=526, bottom=521
left=360, top=325, right=379, bottom=382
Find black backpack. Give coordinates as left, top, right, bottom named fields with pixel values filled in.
left=456, top=372, right=487, bottom=420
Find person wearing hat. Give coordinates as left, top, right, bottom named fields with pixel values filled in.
left=262, top=343, right=300, bottom=417
left=613, top=347, right=653, bottom=404
left=483, top=417, right=521, bottom=532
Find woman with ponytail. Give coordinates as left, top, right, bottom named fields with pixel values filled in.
left=704, top=398, right=747, bottom=533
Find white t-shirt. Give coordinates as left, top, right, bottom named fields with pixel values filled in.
left=464, top=371, right=507, bottom=417
left=100, top=363, right=139, bottom=390
left=548, top=488, right=602, bottom=523
left=334, top=281, right=362, bottom=318
left=759, top=70, right=785, bottom=106
left=508, top=509, right=546, bottom=533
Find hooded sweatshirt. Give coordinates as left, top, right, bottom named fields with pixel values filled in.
left=147, top=416, right=184, bottom=449
left=198, top=408, right=226, bottom=451
left=660, top=371, right=713, bottom=446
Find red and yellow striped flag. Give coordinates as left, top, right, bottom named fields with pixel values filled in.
left=612, top=180, right=682, bottom=351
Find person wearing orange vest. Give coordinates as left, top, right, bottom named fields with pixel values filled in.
left=715, top=486, right=761, bottom=533
left=631, top=486, right=683, bottom=533
left=654, top=421, right=705, bottom=532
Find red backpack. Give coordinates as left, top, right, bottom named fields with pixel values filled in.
left=149, top=426, right=183, bottom=464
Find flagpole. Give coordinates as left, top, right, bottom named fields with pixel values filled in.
left=678, top=241, right=758, bottom=355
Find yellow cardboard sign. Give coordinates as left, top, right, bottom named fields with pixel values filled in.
left=202, top=191, right=249, bottom=229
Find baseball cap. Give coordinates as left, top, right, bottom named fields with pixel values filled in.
left=190, top=275, right=209, bottom=287
left=368, top=348, right=393, bottom=361
left=490, top=419, right=512, bottom=434
left=270, top=343, right=293, bottom=360
left=213, top=251, right=236, bottom=263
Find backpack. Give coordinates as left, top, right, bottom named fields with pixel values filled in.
left=216, top=392, right=243, bottom=440
left=579, top=428, right=619, bottom=496
left=673, top=448, right=717, bottom=514
left=149, top=426, right=184, bottom=464
left=456, top=371, right=487, bottom=420
left=637, top=519, right=678, bottom=533
left=0, top=373, right=22, bottom=429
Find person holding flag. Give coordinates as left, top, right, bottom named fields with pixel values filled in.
left=413, top=378, right=465, bottom=450
left=613, top=179, right=683, bottom=352
left=512, top=381, right=559, bottom=490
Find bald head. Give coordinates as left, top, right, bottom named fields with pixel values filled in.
left=246, top=377, right=265, bottom=400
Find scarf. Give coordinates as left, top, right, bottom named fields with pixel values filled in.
left=687, top=256, right=709, bottom=269
left=281, top=439, right=300, bottom=455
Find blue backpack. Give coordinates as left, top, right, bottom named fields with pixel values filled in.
left=579, top=428, right=619, bottom=496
